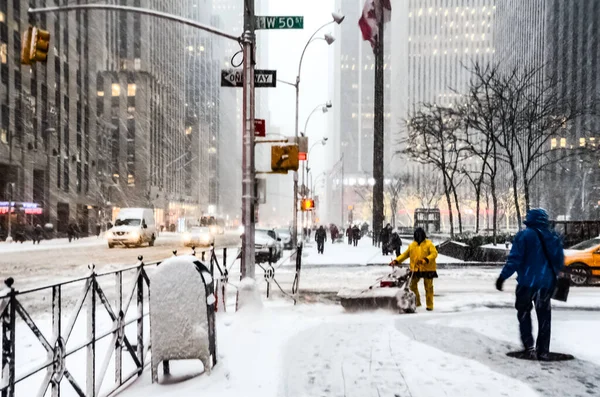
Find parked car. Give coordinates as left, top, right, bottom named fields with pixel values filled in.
left=183, top=226, right=215, bottom=247
left=106, top=208, right=156, bottom=248
left=276, top=228, right=293, bottom=250
left=563, top=237, right=600, bottom=285
left=257, top=228, right=283, bottom=260
left=254, top=230, right=278, bottom=264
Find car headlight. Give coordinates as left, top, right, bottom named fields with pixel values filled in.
left=131, top=231, right=140, bottom=239
left=183, top=233, right=191, bottom=242
left=106, top=231, right=112, bottom=238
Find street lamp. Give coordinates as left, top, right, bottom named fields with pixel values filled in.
left=301, top=102, right=332, bottom=137
left=291, top=12, right=344, bottom=248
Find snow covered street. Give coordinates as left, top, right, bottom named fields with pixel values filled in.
left=6, top=239, right=600, bottom=397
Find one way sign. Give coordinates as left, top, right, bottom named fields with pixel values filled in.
left=221, top=69, right=277, bottom=88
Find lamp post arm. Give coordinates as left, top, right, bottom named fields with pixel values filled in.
left=297, top=20, right=335, bottom=82
left=303, top=104, right=326, bottom=135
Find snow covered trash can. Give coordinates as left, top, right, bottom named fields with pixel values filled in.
left=150, top=255, right=217, bottom=383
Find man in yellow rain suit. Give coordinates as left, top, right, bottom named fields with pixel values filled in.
left=391, top=227, right=438, bottom=311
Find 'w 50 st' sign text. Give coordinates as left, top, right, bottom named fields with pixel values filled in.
left=255, top=16, right=304, bottom=30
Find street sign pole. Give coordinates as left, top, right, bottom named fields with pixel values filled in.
left=241, top=0, right=256, bottom=281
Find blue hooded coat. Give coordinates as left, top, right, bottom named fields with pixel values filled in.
left=500, top=209, right=564, bottom=289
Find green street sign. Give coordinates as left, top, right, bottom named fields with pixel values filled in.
left=255, top=16, right=304, bottom=30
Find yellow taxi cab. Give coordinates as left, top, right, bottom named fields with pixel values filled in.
left=564, top=237, right=600, bottom=285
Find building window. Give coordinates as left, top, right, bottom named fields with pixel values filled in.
left=127, top=83, right=136, bottom=96
left=580, top=138, right=586, bottom=147
left=128, top=174, right=135, bottom=186
left=551, top=138, right=557, bottom=149
left=111, top=83, right=120, bottom=96
left=560, top=138, right=566, bottom=148
left=185, top=126, right=192, bottom=135
left=97, top=91, right=104, bottom=97
left=0, top=12, right=5, bottom=23
left=0, top=43, right=6, bottom=64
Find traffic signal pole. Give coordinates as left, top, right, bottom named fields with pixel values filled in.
left=241, top=1, right=256, bottom=280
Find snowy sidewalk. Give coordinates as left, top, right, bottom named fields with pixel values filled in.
left=117, top=302, right=600, bottom=397
left=288, top=238, right=461, bottom=268
left=0, top=236, right=105, bottom=253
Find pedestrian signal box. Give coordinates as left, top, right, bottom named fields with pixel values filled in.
left=271, top=145, right=299, bottom=173
left=301, top=198, right=315, bottom=212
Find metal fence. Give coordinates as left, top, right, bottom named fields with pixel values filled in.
left=0, top=245, right=232, bottom=397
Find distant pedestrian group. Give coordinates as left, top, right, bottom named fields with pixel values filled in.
left=346, top=225, right=361, bottom=246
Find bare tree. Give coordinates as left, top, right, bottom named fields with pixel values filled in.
left=402, top=104, right=468, bottom=237
left=453, top=62, right=502, bottom=238
left=386, top=174, right=409, bottom=228
left=486, top=64, right=596, bottom=227
left=415, top=170, right=443, bottom=208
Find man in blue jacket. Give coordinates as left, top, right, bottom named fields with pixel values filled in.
left=496, top=208, right=564, bottom=360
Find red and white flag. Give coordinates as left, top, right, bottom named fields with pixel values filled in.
left=358, top=0, right=391, bottom=48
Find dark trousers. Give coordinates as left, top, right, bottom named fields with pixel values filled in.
left=353, top=238, right=358, bottom=246
left=515, top=285, right=552, bottom=354
left=317, top=240, right=324, bottom=254
left=348, top=237, right=352, bottom=245
left=381, top=241, right=388, bottom=255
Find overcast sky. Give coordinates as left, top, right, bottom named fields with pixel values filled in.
left=261, top=0, right=337, bottom=175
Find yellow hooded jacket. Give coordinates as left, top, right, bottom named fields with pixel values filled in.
left=395, top=239, right=438, bottom=278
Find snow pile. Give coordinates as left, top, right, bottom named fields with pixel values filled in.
left=150, top=255, right=212, bottom=378
left=236, top=278, right=263, bottom=313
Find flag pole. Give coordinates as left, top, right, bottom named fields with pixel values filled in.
left=372, top=6, right=385, bottom=246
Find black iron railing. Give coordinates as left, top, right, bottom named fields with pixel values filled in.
left=0, top=245, right=232, bottom=397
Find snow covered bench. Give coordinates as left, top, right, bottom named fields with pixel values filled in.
left=150, top=255, right=217, bottom=383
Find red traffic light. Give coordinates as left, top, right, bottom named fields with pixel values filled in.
left=298, top=152, right=307, bottom=161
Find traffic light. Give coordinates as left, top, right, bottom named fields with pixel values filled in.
left=301, top=198, right=315, bottom=212
left=271, top=145, right=299, bottom=173
left=20, top=27, right=33, bottom=65
left=30, top=27, right=51, bottom=63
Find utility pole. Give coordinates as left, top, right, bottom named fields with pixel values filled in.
left=241, top=0, right=256, bottom=279
left=372, top=13, right=385, bottom=245
left=341, top=153, right=344, bottom=228
left=6, top=123, right=14, bottom=243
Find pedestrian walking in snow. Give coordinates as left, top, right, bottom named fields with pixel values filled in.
left=496, top=208, right=565, bottom=361
left=33, top=224, right=44, bottom=244
left=392, top=227, right=438, bottom=311
left=352, top=225, right=361, bottom=246
left=389, top=231, right=402, bottom=257
left=67, top=222, right=78, bottom=243
left=315, top=225, right=327, bottom=254
left=380, top=223, right=392, bottom=255
left=346, top=226, right=353, bottom=245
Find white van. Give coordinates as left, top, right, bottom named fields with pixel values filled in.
left=107, top=208, right=157, bottom=248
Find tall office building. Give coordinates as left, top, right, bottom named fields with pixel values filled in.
left=212, top=0, right=270, bottom=224
left=495, top=0, right=600, bottom=219
left=327, top=0, right=496, bottom=226
left=95, top=0, right=190, bottom=230
left=0, top=0, right=102, bottom=234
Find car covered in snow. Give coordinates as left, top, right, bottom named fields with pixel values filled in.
left=564, top=237, right=600, bottom=285
left=254, top=229, right=282, bottom=263
left=276, top=228, right=293, bottom=250
left=183, top=226, right=215, bottom=247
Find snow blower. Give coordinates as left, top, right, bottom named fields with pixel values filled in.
left=337, top=267, right=416, bottom=313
